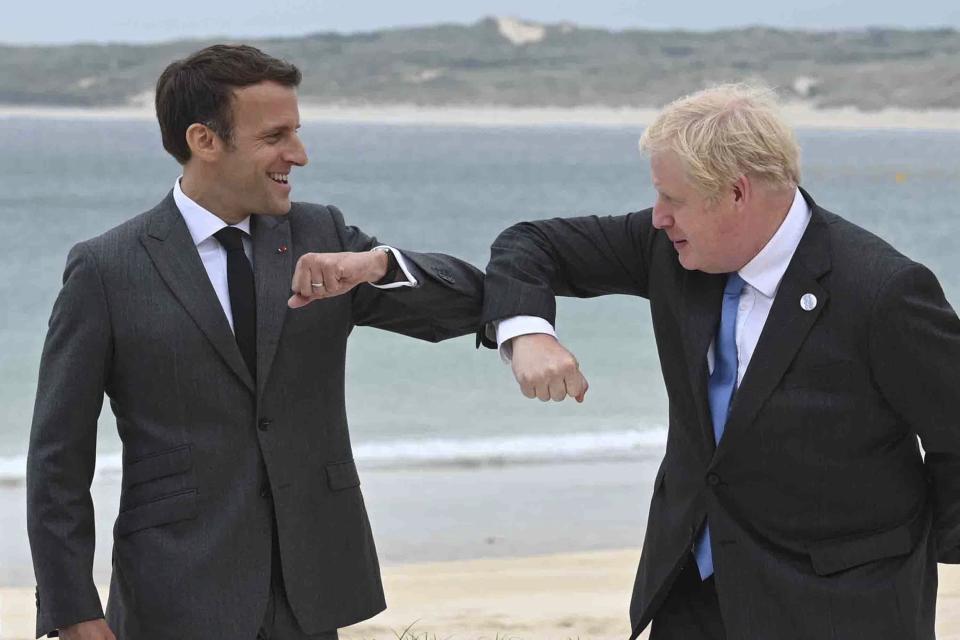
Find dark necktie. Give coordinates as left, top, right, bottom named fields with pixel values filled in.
left=694, top=272, right=747, bottom=580
left=214, top=227, right=257, bottom=381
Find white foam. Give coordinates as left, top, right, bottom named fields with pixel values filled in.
left=355, top=427, right=667, bottom=468
left=0, top=454, right=26, bottom=483
left=0, top=427, right=666, bottom=483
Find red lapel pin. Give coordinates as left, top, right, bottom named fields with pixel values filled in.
left=277, top=244, right=288, bottom=255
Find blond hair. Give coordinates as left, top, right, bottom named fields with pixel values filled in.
left=639, top=83, right=800, bottom=199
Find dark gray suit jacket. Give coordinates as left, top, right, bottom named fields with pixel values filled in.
left=27, top=193, right=484, bottom=639
left=481, top=188, right=960, bottom=640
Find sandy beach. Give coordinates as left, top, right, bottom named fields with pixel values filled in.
left=2, top=550, right=959, bottom=639
left=0, top=102, right=958, bottom=131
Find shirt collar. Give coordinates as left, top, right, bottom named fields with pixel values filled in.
left=173, top=177, right=251, bottom=247
left=738, top=187, right=812, bottom=299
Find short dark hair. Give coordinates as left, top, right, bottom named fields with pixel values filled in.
left=155, top=44, right=302, bottom=164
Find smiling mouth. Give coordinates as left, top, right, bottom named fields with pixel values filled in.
left=268, top=172, right=289, bottom=185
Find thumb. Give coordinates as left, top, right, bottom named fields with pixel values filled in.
left=288, top=293, right=311, bottom=309
left=575, top=377, right=589, bottom=403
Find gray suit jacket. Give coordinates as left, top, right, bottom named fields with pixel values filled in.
left=27, top=192, right=484, bottom=639
left=481, top=188, right=960, bottom=640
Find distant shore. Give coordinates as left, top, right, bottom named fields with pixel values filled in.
left=2, top=102, right=959, bottom=131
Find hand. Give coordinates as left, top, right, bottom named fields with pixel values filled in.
left=510, top=334, right=589, bottom=403
left=59, top=619, right=116, bottom=640
left=288, top=250, right=389, bottom=308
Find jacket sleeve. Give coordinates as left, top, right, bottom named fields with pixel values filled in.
left=869, top=261, right=960, bottom=563
left=479, top=210, right=656, bottom=345
left=27, top=242, right=112, bottom=636
left=328, top=205, right=485, bottom=343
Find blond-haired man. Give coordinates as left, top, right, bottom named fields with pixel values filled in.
left=480, top=84, right=960, bottom=639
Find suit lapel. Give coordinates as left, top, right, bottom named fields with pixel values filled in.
left=140, top=193, right=256, bottom=393
left=680, top=268, right=726, bottom=456
left=714, top=204, right=832, bottom=460
left=252, top=213, right=293, bottom=399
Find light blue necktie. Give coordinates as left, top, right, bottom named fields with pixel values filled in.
left=694, top=272, right=746, bottom=580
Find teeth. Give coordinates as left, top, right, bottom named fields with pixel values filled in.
left=269, top=172, right=289, bottom=184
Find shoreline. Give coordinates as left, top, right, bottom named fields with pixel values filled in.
left=1, top=459, right=660, bottom=586
left=0, top=427, right=669, bottom=485
left=1, top=102, right=959, bottom=131
left=3, top=550, right=959, bottom=640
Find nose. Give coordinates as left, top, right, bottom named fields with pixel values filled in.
left=652, top=204, right=673, bottom=230
left=285, top=133, right=308, bottom=167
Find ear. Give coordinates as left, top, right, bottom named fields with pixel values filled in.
left=185, top=123, right=221, bottom=162
left=732, top=174, right=751, bottom=207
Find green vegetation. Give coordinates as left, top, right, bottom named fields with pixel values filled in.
left=3, top=18, right=958, bottom=109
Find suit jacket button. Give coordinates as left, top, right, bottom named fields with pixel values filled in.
left=258, top=419, right=272, bottom=431
left=706, top=472, right=721, bottom=486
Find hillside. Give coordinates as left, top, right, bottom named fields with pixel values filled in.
left=3, top=17, right=959, bottom=110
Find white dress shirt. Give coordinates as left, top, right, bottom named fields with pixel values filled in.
left=173, top=178, right=417, bottom=333
left=709, top=188, right=811, bottom=384
left=497, top=188, right=812, bottom=381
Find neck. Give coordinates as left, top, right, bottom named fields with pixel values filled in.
left=180, top=169, right=247, bottom=225
left=749, top=188, right=795, bottom=257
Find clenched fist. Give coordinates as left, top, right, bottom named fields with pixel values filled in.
left=510, top=333, right=589, bottom=403
left=288, top=249, right=389, bottom=308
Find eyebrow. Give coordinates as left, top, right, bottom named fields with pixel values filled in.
left=259, top=124, right=301, bottom=137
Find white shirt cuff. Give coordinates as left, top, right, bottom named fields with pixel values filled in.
left=368, top=246, right=418, bottom=289
left=495, top=316, right=557, bottom=363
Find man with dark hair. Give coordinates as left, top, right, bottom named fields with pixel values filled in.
left=154, top=44, right=303, bottom=164
left=27, top=44, right=483, bottom=640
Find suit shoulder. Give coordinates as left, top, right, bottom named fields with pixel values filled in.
left=820, top=208, right=920, bottom=283
left=68, top=198, right=169, bottom=263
